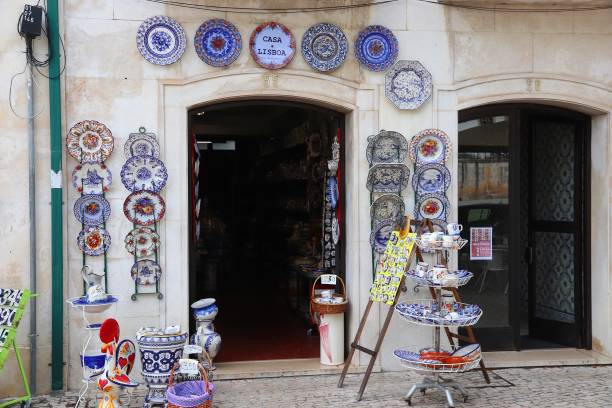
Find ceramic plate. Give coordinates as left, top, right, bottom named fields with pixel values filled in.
left=393, top=349, right=420, bottom=362
left=131, top=259, right=162, bottom=285
left=78, top=226, right=111, bottom=256
left=120, top=155, right=168, bottom=193
left=332, top=216, right=340, bottom=245
left=74, top=194, right=111, bottom=226
left=72, top=163, right=112, bottom=194
left=114, top=339, right=136, bottom=377
left=409, top=128, right=451, bottom=165
left=136, top=15, right=186, bottom=65
left=366, top=130, right=408, bottom=165
left=301, top=23, right=348, bottom=72
left=327, top=176, right=339, bottom=209
left=249, top=22, right=296, bottom=70
left=415, top=193, right=450, bottom=220
left=412, top=163, right=451, bottom=195
left=123, top=190, right=166, bottom=226
left=66, top=120, right=114, bottom=163
left=194, top=18, right=242, bottom=67
left=354, top=25, right=398, bottom=72
left=370, top=194, right=405, bottom=225
left=385, top=60, right=433, bottom=110
left=124, top=227, right=160, bottom=256
left=124, top=128, right=160, bottom=159
left=370, top=219, right=396, bottom=254
left=366, top=163, right=410, bottom=193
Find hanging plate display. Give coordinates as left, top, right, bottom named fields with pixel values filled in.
left=385, top=60, right=433, bottom=110
left=77, top=226, right=111, bottom=256
left=123, top=190, right=166, bottom=226
left=331, top=216, right=340, bottom=245
left=366, top=163, right=410, bottom=193
left=326, top=176, right=339, bottom=209
left=249, top=22, right=296, bottom=70
left=66, top=120, right=114, bottom=163
left=415, top=193, right=451, bottom=220
left=354, top=25, right=398, bottom=72
left=370, top=194, right=405, bottom=225
left=412, top=163, right=451, bottom=195
left=301, top=23, right=348, bottom=72
left=72, top=163, right=112, bottom=194
left=366, top=130, right=408, bottom=165
left=408, top=128, right=451, bottom=165
left=74, top=194, right=111, bottom=226
left=124, top=128, right=160, bottom=159
left=370, top=219, right=396, bottom=254
left=124, top=227, right=160, bottom=257
left=131, top=259, right=162, bottom=286
left=136, top=15, right=186, bottom=65
left=194, top=18, right=242, bottom=67
left=120, top=155, right=168, bottom=193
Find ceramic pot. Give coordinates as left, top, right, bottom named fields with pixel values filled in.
left=190, top=298, right=222, bottom=367
left=80, top=350, right=106, bottom=379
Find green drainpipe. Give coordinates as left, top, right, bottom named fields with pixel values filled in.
left=47, top=0, right=64, bottom=390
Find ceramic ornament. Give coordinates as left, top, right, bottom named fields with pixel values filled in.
left=137, top=15, right=186, bottom=65
left=249, top=22, right=296, bottom=70
left=72, top=163, right=112, bottom=194
left=409, top=128, right=452, bottom=165
left=74, top=194, right=111, bottom=226
left=385, top=60, right=433, bottom=110
left=301, top=23, right=348, bottom=72
left=120, top=155, right=168, bottom=193
left=124, top=127, right=160, bottom=159
left=66, top=120, right=114, bottom=163
left=194, top=18, right=242, bottom=67
left=366, top=130, right=408, bottom=165
left=354, top=25, right=398, bottom=72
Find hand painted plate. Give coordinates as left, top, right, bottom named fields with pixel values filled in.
left=370, top=194, right=405, bottom=225
left=131, top=259, right=162, bottom=285
left=385, top=60, right=433, bottom=110
left=114, top=339, right=137, bottom=377
left=74, top=194, right=111, bottom=226
left=393, top=349, right=420, bottom=362
left=366, top=163, right=410, bottom=193
left=120, top=155, right=168, bottom=193
left=354, top=25, right=398, bottom=72
left=78, top=226, right=111, bottom=256
left=370, top=219, right=396, bottom=253
left=332, top=216, right=340, bottom=245
left=72, top=163, right=112, bottom=194
left=124, top=128, right=160, bottom=159
left=66, top=120, right=114, bottom=163
left=123, top=190, right=166, bottom=226
left=415, top=193, right=450, bottom=220
left=194, top=18, right=242, bottom=67
left=366, top=130, right=408, bottom=165
left=327, top=176, right=339, bottom=209
left=412, top=163, right=451, bottom=195
left=136, top=15, right=186, bottom=65
left=249, top=22, right=296, bottom=70
left=124, top=227, right=160, bottom=256
left=301, top=23, right=348, bottom=72
left=409, top=129, right=451, bottom=165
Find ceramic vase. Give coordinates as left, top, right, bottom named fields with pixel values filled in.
left=190, top=298, right=222, bottom=368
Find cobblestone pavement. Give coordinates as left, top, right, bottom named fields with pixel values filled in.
left=31, top=365, right=612, bottom=407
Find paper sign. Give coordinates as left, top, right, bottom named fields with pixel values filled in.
left=183, top=344, right=203, bottom=355
left=320, top=274, right=337, bottom=285
left=470, top=227, right=493, bottom=260
left=370, top=231, right=416, bottom=305
left=178, top=358, right=199, bottom=375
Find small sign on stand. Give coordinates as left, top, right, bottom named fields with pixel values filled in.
left=470, top=227, right=493, bottom=261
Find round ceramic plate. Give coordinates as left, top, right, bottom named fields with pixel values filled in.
left=370, top=219, right=396, bottom=253
left=412, top=163, right=451, bottom=195
left=366, top=163, right=410, bottom=193
left=194, top=18, right=242, bottom=67
left=301, top=23, right=348, bottom=72
left=385, top=60, right=433, bottom=110
left=136, top=15, right=186, bottom=65
left=74, top=194, right=111, bottom=226
left=409, top=128, right=451, bottom=165
left=327, top=176, right=339, bottom=209
left=120, top=155, right=168, bottom=193
left=249, top=22, right=296, bottom=70
left=332, top=216, right=340, bottom=245
left=354, top=25, right=398, bottom=72
left=72, top=163, right=112, bottom=194
left=131, top=259, right=162, bottom=285
left=370, top=194, right=405, bottom=225
left=77, top=226, right=111, bottom=256
left=66, top=120, right=114, bottom=163
left=415, top=193, right=450, bottom=220
left=114, top=339, right=136, bottom=377
left=124, top=226, right=160, bottom=256
left=123, top=190, right=166, bottom=226
left=366, top=130, right=408, bottom=165
left=124, top=129, right=160, bottom=159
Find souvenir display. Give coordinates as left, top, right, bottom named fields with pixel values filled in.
left=301, top=23, right=348, bottom=72
left=124, top=127, right=160, bottom=159
left=366, top=163, right=410, bottom=193
left=194, top=18, right=242, bottom=67
left=136, top=15, right=186, bottom=65
left=72, top=163, right=112, bottom=194
left=327, top=176, right=339, bottom=209
left=123, top=190, right=166, bottom=226
left=66, top=120, right=114, bottom=163
left=74, top=194, right=111, bottom=226
left=370, top=194, right=405, bottom=225
left=125, top=227, right=160, bottom=256
left=331, top=217, right=340, bottom=245
left=412, top=163, right=451, bottom=195
left=415, top=192, right=450, bottom=221
left=366, top=130, right=408, bottom=165
left=120, top=155, right=168, bottom=193
left=78, top=226, right=111, bottom=256
left=354, top=25, right=398, bottom=72
left=408, top=128, right=451, bottom=165
left=385, top=60, right=433, bottom=110
left=249, top=22, right=296, bottom=70
left=131, top=259, right=162, bottom=286
left=395, top=300, right=482, bottom=327
left=369, top=219, right=397, bottom=254
left=190, top=299, right=222, bottom=367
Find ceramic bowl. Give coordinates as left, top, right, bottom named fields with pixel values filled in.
left=191, top=298, right=218, bottom=320
left=80, top=350, right=106, bottom=378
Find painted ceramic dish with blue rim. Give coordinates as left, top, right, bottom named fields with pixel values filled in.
left=370, top=218, right=396, bottom=253
left=77, top=226, right=111, bottom=256
left=354, top=25, right=398, bottom=72
left=125, top=226, right=160, bottom=257
left=366, top=163, right=410, bottom=193
left=393, top=349, right=420, bottom=362
left=414, top=193, right=450, bottom=221
left=301, top=22, right=348, bottom=72
left=408, top=128, right=451, bottom=165
left=123, top=190, right=166, bottom=226
left=66, top=120, right=114, bottom=163
left=194, top=18, right=242, bottom=67
left=327, top=176, right=339, bottom=209
left=412, top=163, right=451, bottom=195
left=66, top=295, right=119, bottom=314
left=370, top=193, right=404, bottom=225
left=137, top=15, right=186, bottom=65
left=74, top=194, right=111, bottom=226
left=124, top=128, right=160, bottom=159
left=366, top=130, right=408, bottom=165
left=191, top=298, right=218, bottom=320
left=385, top=60, right=433, bottom=110
left=72, top=162, right=112, bottom=194
left=131, top=259, right=162, bottom=286
left=120, top=155, right=168, bottom=193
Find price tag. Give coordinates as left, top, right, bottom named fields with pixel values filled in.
left=320, top=274, right=337, bottom=285
left=183, top=344, right=203, bottom=355
left=178, top=358, right=199, bottom=375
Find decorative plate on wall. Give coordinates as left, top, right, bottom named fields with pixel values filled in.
left=77, top=226, right=111, bottom=256
left=194, top=18, right=242, bottom=67
left=74, top=194, right=111, bottom=226
left=366, top=130, right=408, bottom=165
left=408, top=128, right=451, bottom=165
left=124, top=128, right=160, bottom=159
left=130, top=259, right=162, bottom=286
left=249, top=22, right=296, bottom=70
left=123, top=190, right=166, bottom=226
left=354, top=25, right=398, bottom=72
left=301, top=23, right=348, bottom=72
left=66, top=120, right=114, bottom=163
left=366, top=163, right=410, bottom=193
left=370, top=194, right=405, bottom=225
left=414, top=193, right=450, bottom=221
left=72, top=163, right=112, bottom=194
left=125, top=227, right=160, bottom=257
left=412, top=163, right=451, bottom=195
left=370, top=218, right=396, bottom=253
left=136, top=15, right=186, bottom=65
left=385, top=60, right=433, bottom=110
left=120, top=155, right=168, bottom=193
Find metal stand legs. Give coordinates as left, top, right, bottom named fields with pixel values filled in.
left=404, top=375, right=468, bottom=408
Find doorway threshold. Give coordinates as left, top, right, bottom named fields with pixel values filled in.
left=483, top=348, right=612, bottom=368
left=215, top=358, right=380, bottom=380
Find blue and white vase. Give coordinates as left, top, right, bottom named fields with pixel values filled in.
left=190, top=298, right=222, bottom=368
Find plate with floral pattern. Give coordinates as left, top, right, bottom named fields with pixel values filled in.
left=366, top=130, right=408, bottom=165
left=120, top=155, right=168, bottom=193
left=412, top=163, right=451, bottom=195
left=123, top=190, right=166, bottom=226
left=414, top=193, right=450, bottom=220
left=366, top=163, right=410, bottom=193
left=77, top=226, right=111, bottom=256
left=72, top=163, right=112, bottom=194
left=124, top=128, right=160, bottom=159
left=301, top=23, right=348, bottom=72
left=137, top=15, right=186, bottom=65
left=249, top=22, right=296, bottom=70
left=125, top=226, right=160, bottom=257
left=194, top=18, right=242, bottom=67
left=130, top=259, right=162, bottom=286
left=354, top=25, right=398, bottom=72
left=370, top=194, right=405, bottom=225
left=74, top=195, right=111, bottom=226
left=385, top=60, right=433, bottom=110
left=409, top=128, right=451, bottom=165
left=370, top=219, right=396, bottom=253
left=66, top=120, right=114, bottom=163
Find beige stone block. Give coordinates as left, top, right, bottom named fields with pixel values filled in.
left=368, top=0, right=408, bottom=30
left=407, top=0, right=493, bottom=32
left=395, top=31, right=454, bottom=85
left=495, top=11, right=573, bottom=33
left=574, top=9, right=612, bottom=34
left=448, top=6, right=494, bottom=32
left=65, top=0, right=114, bottom=19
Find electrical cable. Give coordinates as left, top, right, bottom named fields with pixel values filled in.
left=143, top=0, right=398, bottom=13
left=415, top=0, right=612, bottom=13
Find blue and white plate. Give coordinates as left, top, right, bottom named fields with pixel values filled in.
left=74, top=194, right=111, bottom=226
left=194, top=19, right=242, bottom=67
left=366, top=130, right=408, bottom=165
left=301, top=23, right=348, bottom=72
left=137, top=15, right=186, bottom=65
left=124, top=128, right=160, bottom=159
left=370, top=219, right=396, bottom=254
left=327, top=176, right=339, bottom=209
left=366, top=163, right=410, bottom=193
left=354, top=25, right=398, bottom=71
left=131, top=259, right=162, bottom=286
left=393, top=349, right=420, bottom=362
left=412, top=163, right=451, bottom=195
left=72, top=163, right=112, bottom=194
left=120, top=155, right=168, bottom=193
left=385, top=60, right=433, bottom=110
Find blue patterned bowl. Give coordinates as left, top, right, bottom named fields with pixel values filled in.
left=191, top=298, right=218, bottom=320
